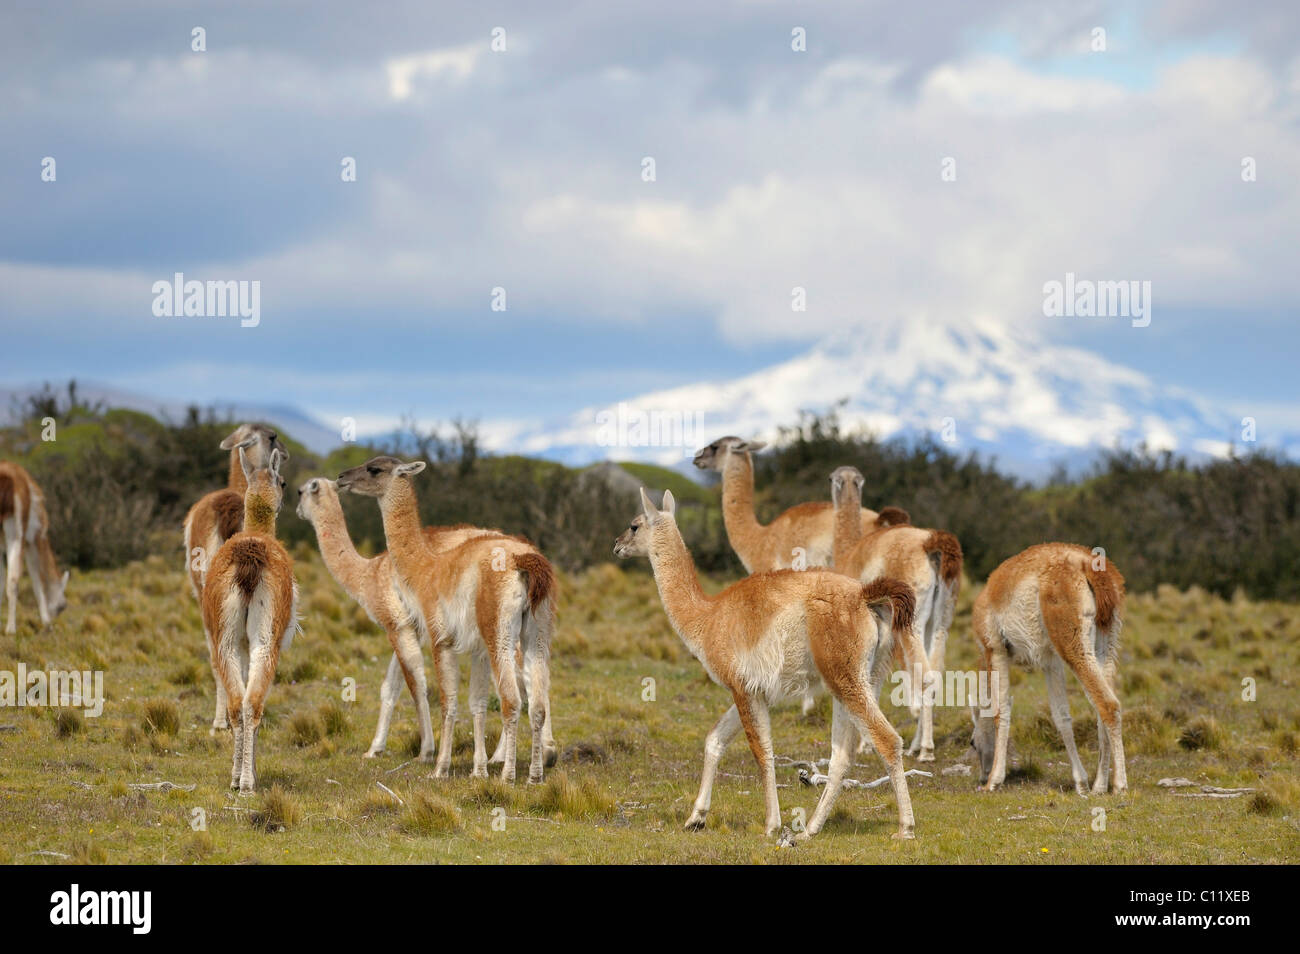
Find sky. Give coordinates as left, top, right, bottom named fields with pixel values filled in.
left=2, top=0, right=1297, bottom=451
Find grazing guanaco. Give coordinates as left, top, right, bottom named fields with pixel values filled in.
left=296, top=477, right=556, bottom=767
left=830, top=465, right=963, bottom=761
left=184, top=424, right=288, bottom=733
left=970, top=543, right=1127, bottom=796
left=615, top=487, right=917, bottom=840
left=0, top=462, right=69, bottom=634
left=336, top=457, right=557, bottom=783
left=202, top=446, right=297, bottom=793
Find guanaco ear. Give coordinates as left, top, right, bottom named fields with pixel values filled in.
left=395, top=460, right=427, bottom=478
left=269, top=448, right=285, bottom=478
left=238, top=444, right=256, bottom=482
left=308, top=478, right=321, bottom=494
left=60, top=570, right=70, bottom=591
left=661, top=489, right=676, bottom=516
left=741, top=439, right=767, bottom=453
left=639, top=487, right=658, bottom=520
left=219, top=424, right=251, bottom=450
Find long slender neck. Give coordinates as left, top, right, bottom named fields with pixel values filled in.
left=832, top=490, right=864, bottom=571
left=647, top=519, right=709, bottom=651
left=243, top=491, right=277, bottom=536
left=309, top=495, right=373, bottom=602
left=228, top=449, right=249, bottom=494
left=35, top=531, right=60, bottom=598
left=720, top=454, right=763, bottom=567
left=378, top=479, right=429, bottom=579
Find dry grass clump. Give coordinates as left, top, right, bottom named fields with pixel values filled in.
left=530, top=770, right=617, bottom=819
left=318, top=701, right=348, bottom=737
left=141, top=698, right=180, bottom=736
left=404, top=791, right=462, bottom=835
left=1178, top=714, right=1224, bottom=751
left=252, top=784, right=301, bottom=832
left=55, top=708, right=85, bottom=738
left=289, top=711, right=326, bottom=747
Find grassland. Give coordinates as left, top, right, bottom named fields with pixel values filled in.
left=0, top=546, right=1297, bottom=864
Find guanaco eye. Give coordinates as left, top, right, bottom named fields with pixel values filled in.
left=368, top=466, right=380, bottom=475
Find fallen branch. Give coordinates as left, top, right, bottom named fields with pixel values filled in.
left=799, top=767, right=933, bottom=790
left=128, top=781, right=195, bottom=793
left=375, top=781, right=404, bottom=805
left=1158, top=777, right=1255, bottom=797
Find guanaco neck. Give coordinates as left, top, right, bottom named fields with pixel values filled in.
left=378, top=478, right=430, bottom=581
left=243, top=490, right=277, bottom=536
left=34, top=530, right=61, bottom=598
left=832, top=489, right=864, bottom=572
left=309, top=493, right=373, bottom=603
left=647, top=519, right=709, bottom=653
left=720, top=453, right=763, bottom=569
left=228, top=448, right=249, bottom=495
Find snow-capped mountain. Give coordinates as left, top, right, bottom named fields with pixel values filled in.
left=497, top=319, right=1287, bottom=479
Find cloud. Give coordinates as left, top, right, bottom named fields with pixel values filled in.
left=0, top=0, right=1297, bottom=443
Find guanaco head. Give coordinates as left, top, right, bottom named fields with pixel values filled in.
left=239, top=441, right=286, bottom=530
left=830, top=465, right=865, bottom=509
left=336, top=455, right=426, bottom=498
left=295, top=477, right=339, bottom=523
left=220, top=423, right=290, bottom=467
left=613, top=487, right=676, bottom=558
left=691, top=436, right=766, bottom=472
left=46, top=568, right=71, bottom=619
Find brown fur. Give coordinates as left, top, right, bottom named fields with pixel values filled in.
left=861, top=577, right=916, bottom=642
left=213, top=490, right=244, bottom=541
left=0, top=471, right=13, bottom=522
left=514, top=551, right=557, bottom=614
left=875, top=505, right=911, bottom=528
left=227, top=537, right=272, bottom=599
left=1083, top=558, right=1125, bottom=631
left=924, top=530, right=963, bottom=586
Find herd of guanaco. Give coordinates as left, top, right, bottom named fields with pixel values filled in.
left=1, top=425, right=1128, bottom=839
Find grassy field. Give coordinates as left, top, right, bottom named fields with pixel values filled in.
left=1, top=545, right=1297, bottom=864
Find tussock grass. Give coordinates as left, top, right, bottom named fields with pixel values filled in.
left=54, top=709, right=84, bottom=738
left=252, top=785, right=301, bottom=832
left=531, top=771, right=616, bottom=819
left=141, top=699, right=180, bottom=736
left=1179, top=715, right=1224, bottom=751
left=289, top=711, right=326, bottom=747
left=318, top=701, right=348, bottom=737
left=404, top=791, right=462, bottom=834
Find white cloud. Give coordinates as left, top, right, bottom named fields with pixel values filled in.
left=385, top=42, right=484, bottom=99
